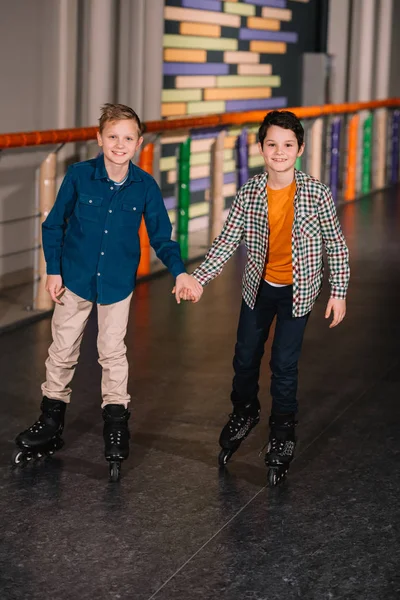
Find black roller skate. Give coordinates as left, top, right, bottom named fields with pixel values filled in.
left=218, top=400, right=260, bottom=467
left=12, top=397, right=66, bottom=466
left=264, top=413, right=297, bottom=486
left=103, top=404, right=130, bottom=482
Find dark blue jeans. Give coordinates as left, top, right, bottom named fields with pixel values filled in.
left=231, top=280, right=310, bottom=415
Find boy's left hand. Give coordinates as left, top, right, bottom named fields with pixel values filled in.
left=173, top=273, right=203, bottom=304
left=325, top=298, right=346, bottom=328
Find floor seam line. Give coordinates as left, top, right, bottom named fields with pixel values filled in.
left=146, top=358, right=399, bottom=599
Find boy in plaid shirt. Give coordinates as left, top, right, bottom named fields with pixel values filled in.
left=180, top=111, right=350, bottom=485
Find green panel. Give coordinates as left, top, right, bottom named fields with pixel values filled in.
left=187, top=101, right=225, bottom=115
left=224, top=2, right=256, bottom=16
left=362, top=113, right=373, bottom=194
left=216, top=75, right=281, bottom=88
left=164, top=34, right=238, bottom=51
left=177, top=139, right=191, bottom=260
left=162, top=89, right=202, bottom=102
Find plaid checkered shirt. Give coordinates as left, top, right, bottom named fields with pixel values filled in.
left=192, top=169, right=350, bottom=317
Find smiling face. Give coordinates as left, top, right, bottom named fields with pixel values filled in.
left=258, top=125, right=304, bottom=175
left=97, top=119, right=143, bottom=170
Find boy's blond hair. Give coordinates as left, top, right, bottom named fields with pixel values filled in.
left=99, top=103, right=143, bottom=136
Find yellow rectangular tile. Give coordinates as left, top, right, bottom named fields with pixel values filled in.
left=249, top=155, right=265, bottom=168
left=164, top=48, right=206, bottom=63
left=162, top=89, right=202, bottom=102
left=224, top=2, right=255, bottom=16
left=187, top=100, right=226, bottom=115
left=161, top=103, right=186, bottom=117
left=161, top=134, right=188, bottom=145
left=191, top=138, right=216, bottom=153
left=176, top=75, right=217, bottom=89
left=164, top=34, right=237, bottom=51
left=247, top=16, right=280, bottom=30
left=224, top=51, right=259, bottom=64
left=249, top=143, right=260, bottom=156
left=168, top=159, right=236, bottom=184
left=191, top=149, right=233, bottom=166
left=160, top=156, right=177, bottom=172
left=216, top=75, right=280, bottom=88
left=180, top=22, right=221, bottom=37
left=238, top=63, right=272, bottom=75
left=164, top=6, right=240, bottom=28
left=223, top=183, right=237, bottom=197
left=250, top=41, right=286, bottom=54
left=204, top=87, right=272, bottom=100
left=261, top=7, right=292, bottom=21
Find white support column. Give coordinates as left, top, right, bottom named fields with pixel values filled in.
left=327, top=0, right=351, bottom=104
left=348, top=0, right=376, bottom=102
left=143, top=0, right=164, bottom=121
left=375, top=0, right=393, bottom=99
left=118, top=0, right=145, bottom=116
left=87, top=0, right=116, bottom=126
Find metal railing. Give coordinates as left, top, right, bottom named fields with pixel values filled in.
left=0, top=98, right=399, bottom=318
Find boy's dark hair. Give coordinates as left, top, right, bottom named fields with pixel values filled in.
left=99, top=103, right=143, bottom=136
left=258, top=110, right=304, bottom=148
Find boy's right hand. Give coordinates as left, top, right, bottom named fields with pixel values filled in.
left=45, top=275, right=65, bottom=305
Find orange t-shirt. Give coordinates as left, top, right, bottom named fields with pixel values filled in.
left=263, top=180, right=296, bottom=285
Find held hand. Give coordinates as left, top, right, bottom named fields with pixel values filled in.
left=172, top=273, right=203, bottom=304
left=325, top=298, right=346, bottom=328
left=45, top=275, right=65, bottom=305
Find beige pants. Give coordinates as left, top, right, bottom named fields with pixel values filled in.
left=41, top=288, right=133, bottom=407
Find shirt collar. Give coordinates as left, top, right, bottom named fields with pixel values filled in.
left=94, top=153, right=143, bottom=183
left=257, top=168, right=306, bottom=193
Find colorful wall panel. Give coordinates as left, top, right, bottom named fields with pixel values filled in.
left=161, top=0, right=318, bottom=226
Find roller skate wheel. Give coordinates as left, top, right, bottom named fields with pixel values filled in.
left=218, top=449, right=233, bottom=468
left=11, top=449, right=25, bottom=466
left=268, top=468, right=277, bottom=486
left=109, top=461, right=121, bottom=482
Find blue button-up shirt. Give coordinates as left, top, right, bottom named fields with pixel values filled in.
left=42, top=155, right=185, bottom=304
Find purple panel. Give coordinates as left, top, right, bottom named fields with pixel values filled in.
left=163, top=63, right=230, bottom=76
left=329, top=118, right=341, bottom=203
left=190, top=127, right=225, bottom=140
left=190, top=177, right=210, bottom=192
left=244, top=0, right=286, bottom=7
left=225, top=97, right=287, bottom=112
left=239, top=28, right=297, bottom=43
left=236, top=129, right=249, bottom=187
left=390, top=110, right=400, bottom=184
left=189, top=172, right=236, bottom=192
left=224, top=172, right=236, bottom=185
left=182, top=0, right=221, bottom=11
left=164, top=196, right=176, bottom=211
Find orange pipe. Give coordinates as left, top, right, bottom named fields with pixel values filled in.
left=137, top=144, right=154, bottom=277
left=1, top=99, right=399, bottom=149
left=345, top=115, right=359, bottom=202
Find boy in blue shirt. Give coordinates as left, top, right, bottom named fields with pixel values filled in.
left=13, top=103, right=201, bottom=480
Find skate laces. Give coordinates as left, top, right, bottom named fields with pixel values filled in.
left=228, top=409, right=259, bottom=440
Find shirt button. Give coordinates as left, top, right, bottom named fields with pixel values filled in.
left=89, top=200, right=93, bottom=204
left=101, top=252, right=105, bottom=255
left=97, top=272, right=101, bottom=276
left=133, top=207, right=136, bottom=211
left=110, top=186, right=114, bottom=190
left=109, top=209, right=112, bottom=213
left=104, top=230, right=108, bottom=234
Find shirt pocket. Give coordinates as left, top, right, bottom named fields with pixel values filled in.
left=77, top=194, right=103, bottom=222
left=297, top=213, right=320, bottom=238
left=119, top=202, right=142, bottom=227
